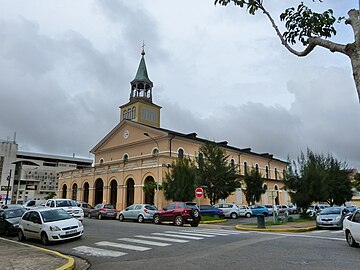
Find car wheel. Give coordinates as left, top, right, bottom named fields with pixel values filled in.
left=192, top=209, right=200, bottom=218
left=98, top=214, right=102, bottom=220
left=346, top=230, right=358, bottom=247
left=190, top=222, right=199, bottom=227
left=230, top=212, right=238, bottom=219
left=153, top=214, right=161, bottom=224
left=137, top=215, right=144, bottom=223
left=18, top=229, right=25, bottom=242
left=119, top=214, right=125, bottom=222
left=263, top=212, right=268, bottom=217
left=245, top=212, right=251, bottom=218
left=174, top=215, right=184, bottom=226
left=40, top=232, right=49, bottom=245
left=88, top=213, right=91, bottom=219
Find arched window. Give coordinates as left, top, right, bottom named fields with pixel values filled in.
left=152, top=148, right=159, bottom=157
left=83, top=182, right=89, bottom=203
left=123, top=111, right=126, bottom=120
left=263, top=183, right=268, bottom=190
left=178, top=149, right=184, bottom=159
left=127, top=108, right=131, bottom=119
left=123, top=154, right=129, bottom=163
left=275, top=168, right=278, bottom=180
left=99, top=158, right=104, bottom=165
left=62, top=184, right=67, bottom=199
left=72, top=183, right=78, bottom=201
left=274, top=184, right=279, bottom=190
left=131, top=106, right=136, bottom=119
left=265, top=166, right=269, bottom=178
left=230, top=159, right=235, bottom=168
left=244, top=162, right=248, bottom=175
left=255, top=164, right=259, bottom=173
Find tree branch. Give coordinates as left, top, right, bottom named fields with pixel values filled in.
left=259, top=3, right=347, bottom=57
left=345, top=9, right=360, bottom=44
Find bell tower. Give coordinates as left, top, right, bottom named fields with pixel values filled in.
left=120, top=47, right=161, bottom=128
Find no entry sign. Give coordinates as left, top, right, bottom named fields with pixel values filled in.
left=195, top=187, right=203, bottom=198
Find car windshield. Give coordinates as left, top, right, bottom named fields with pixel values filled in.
left=104, top=204, right=114, bottom=209
left=145, top=205, right=157, bottom=210
left=56, top=200, right=77, bottom=207
left=185, top=203, right=197, bottom=209
left=41, top=209, right=72, bottom=223
left=320, top=208, right=341, bottom=215
left=5, top=208, right=26, bottom=219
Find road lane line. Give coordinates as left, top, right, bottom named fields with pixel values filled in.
left=72, top=246, right=127, bottom=257
left=256, top=231, right=346, bottom=241
left=95, top=241, right=151, bottom=251
left=152, top=233, right=204, bottom=240
left=164, top=231, right=215, bottom=237
left=134, top=235, right=189, bottom=243
left=118, top=238, right=172, bottom=247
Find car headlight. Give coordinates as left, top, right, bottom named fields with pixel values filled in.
left=50, top=226, right=61, bottom=231
left=316, top=216, right=321, bottom=222
left=335, top=215, right=342, bottom=221
left=78, top=221, right=83, bottom=227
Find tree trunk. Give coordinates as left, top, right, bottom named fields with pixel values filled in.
left=348, top=47, right=360, bottom=101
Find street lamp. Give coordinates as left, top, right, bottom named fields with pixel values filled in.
left=144, top=133, right=160, bottom=208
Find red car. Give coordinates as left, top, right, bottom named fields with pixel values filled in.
left=153, top=202, right=201, bottom=227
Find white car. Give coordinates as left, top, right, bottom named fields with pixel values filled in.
left=237, top=205, right=252, bottom=218
left=18, top=208, right=84, bottom=245
left=213, top=203, right=240, bottom=219
left=45, top=199, right=84, bottom=221
left=343, top=209, right=360, bottom=247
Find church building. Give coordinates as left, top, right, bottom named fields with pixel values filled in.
left=58, top=49, right=289, bottom=210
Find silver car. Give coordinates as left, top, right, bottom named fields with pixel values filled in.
left=237, top=205, right=252, bottom=218
left=118, top=204, right=157, bottom=223
left=213, top=203, right=240, bottom=219
left=316, top=207, right=349, bottom=229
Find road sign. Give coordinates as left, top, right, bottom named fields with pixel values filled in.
left=195, top=187, right=203, bottom=198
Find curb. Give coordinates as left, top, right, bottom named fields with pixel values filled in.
left=200, top=219, right=228, bottom=224
left=0, top=237, right=74, bottom=270
left=235, top=225, right=317, bottom=233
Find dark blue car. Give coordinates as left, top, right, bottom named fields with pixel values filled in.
left=199, top=205, right=225, bottom=218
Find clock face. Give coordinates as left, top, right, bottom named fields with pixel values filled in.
left=123, top=130, right=129, bottom=139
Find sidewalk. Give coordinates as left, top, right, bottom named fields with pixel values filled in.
left=0, top=237, right=86, bottom=270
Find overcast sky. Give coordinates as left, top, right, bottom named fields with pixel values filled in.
left=0, top=0, right=359, bottom=169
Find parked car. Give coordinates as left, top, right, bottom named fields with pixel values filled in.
left=343, top=209, right=360, bottom=247
left=0, top=204, right=24, bottom=210
left=199, top=205, right=225, bottom=218
left=250, top=205, right=269, bottom=216
left=153, top=202, right=201, bottom=227
left=45, top=199, right=84, bottom=221
left=76, top=201, right=94, bottom=216
left=277, top=204, right=290, bottom=214
left=237, top=205, right=252, bottom=218
left=0, top=207, right=26, bottom=236
left=213, top=203, right=240, bottom=219
left=88, top=204, right=117, bottom=220
left=316, top=206, right=349, bottom=229
left=264, top=204, right=279, bottom=215
left=306, top=204, right=328, bottom=217
left=345, top=205, right=358, bottom=214
left=18, top=208, right=84, bottom=245
left=23, top=199, right=46, bottom=210
left=118, top=204, right=157, bottom=223
left=287, top=204, right=298, bottom=214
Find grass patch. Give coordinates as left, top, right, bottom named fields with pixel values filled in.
left=201, top=215, right=224, bottom=222
left=246, top=217, right=313, bottom=226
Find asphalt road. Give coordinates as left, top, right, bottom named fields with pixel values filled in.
left=6, top=217, right=360, bottom=270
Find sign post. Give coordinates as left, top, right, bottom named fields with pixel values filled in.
left=195, top=187, right=203, bottom=207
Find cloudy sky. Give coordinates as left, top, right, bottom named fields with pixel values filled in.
left=0, top=0, right=359, bottom=169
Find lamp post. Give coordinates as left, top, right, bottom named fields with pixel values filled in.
left=144, top=133, right=160, bottom=208
left=5, top=170, right=12, bottom=205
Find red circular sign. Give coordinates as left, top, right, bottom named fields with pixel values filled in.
left=195, top=187, right=203, bottom=198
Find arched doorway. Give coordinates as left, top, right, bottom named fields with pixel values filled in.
left=62, top=184, right=67, bottom=199
left=126, top=178, right=135, bottom=207
left=144, top=176, right=155, bottom=205
left=94, top=178, right=104, bottom=205
left=110, top=180, right=117, bottom=207
left=83, top=182, right=89, bottom=203
left=72, top=183, right=78, bottom=201
left=274, top=185, right=280, bottom=205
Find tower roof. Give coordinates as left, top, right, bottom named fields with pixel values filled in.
left=131, top=49, right=153, bottom=85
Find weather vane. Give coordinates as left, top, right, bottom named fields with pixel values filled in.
left=141, top=40, right=145, bottom=55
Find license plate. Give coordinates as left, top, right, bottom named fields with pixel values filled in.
left=66, top=229, right=77, bottom=235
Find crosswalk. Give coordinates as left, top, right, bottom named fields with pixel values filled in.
left=72, top=229, right=248, bottom=258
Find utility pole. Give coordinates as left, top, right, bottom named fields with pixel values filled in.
left=5, top=169, right=12, bottom=205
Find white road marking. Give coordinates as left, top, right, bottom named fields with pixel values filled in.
left=256, top=231, right=346, bottom=241
left=134, top=235, right=189, bottom=243
left=152, top=232, right=204, bottom=240
left=164, top=231, right=215, bottom=237
left=95, top=241, right=151, bottom=251
left=72, top=246, right=127, bottom=257
left=179, top=229, right=230, bottom=236
left=118, top=238, right=171, bottom=247
left=197, top=229, right=248, bottom=235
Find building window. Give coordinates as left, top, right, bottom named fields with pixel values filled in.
left=131, top=106, right=136, bottom=119
left=255, top=164, right=259, bottom=173
left=178, top=149, right=184, bottom=159
left=275, top=168, right=278, bottom=180
left=230, top=159, right=235, bottom=168
left=123, top=154, right=129, bottom=163
left=99, top=158, right=104, bottom=165
left=244, top=162, right=248, bottom=175
left=263, top=183, right=268, bottom=190
left=152, top=148, right=159, bottom=157
left=265, top=166, right=269, bottom=178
